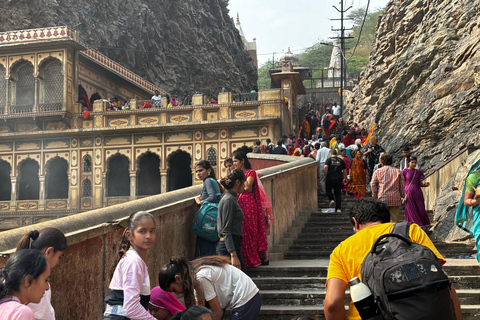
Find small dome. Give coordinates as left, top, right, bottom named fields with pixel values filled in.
left=280, top=47, right=300, bottom=67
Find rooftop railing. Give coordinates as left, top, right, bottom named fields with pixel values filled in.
left=233, top=92, right=258, bottom=102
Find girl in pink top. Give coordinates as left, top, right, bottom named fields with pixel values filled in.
left=16, top=228, right=67, bottom=320
left=0, top=249, right=51, bottom=320
left=104, top=211, right=157, bottom=320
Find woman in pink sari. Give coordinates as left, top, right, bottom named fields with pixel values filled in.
left=232, top=151, right=269, bottom=267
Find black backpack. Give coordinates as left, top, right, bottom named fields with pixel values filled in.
left=360, top=222, right=456, bottom=320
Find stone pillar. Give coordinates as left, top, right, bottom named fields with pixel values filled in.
left=4, top=78, right=9, bottom=115
left=160, top=170, right=167, bottom=194
left=130, top=172, right=136, bottom=200
left=218, top=92, right=232, bottom=104
left=10, top=177, right=16, bottom=210
left=34, top=76, right=39, bottom=113
left=39, top=175, right=45, bottom=210
left=192, top=94, right=205, bottom=105
left=103, top=173, right=107, bottom=207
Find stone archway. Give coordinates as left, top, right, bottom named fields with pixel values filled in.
left=18, top=158, right=40, bottom=200
left=10, top=60, right=35, bottom=113
left=167, top=150, right=192, bottom=192
left=0, top=160, right=11, bottom=201
left=38, top=58, right=64, bottom=111
left=45, top=157, right=69, bottom=199
left=137, top=152, right=161, bottom=196
left=106, top=154, right=130, bottom=197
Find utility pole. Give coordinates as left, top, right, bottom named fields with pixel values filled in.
left=331, top=0, right=353, bottom=117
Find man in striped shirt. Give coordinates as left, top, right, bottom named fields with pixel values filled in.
left=371, top=153, right=405, bottom=222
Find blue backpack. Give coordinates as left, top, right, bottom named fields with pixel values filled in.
left=192, top=178, right=222, bottom=242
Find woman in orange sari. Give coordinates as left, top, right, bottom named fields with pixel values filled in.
left=350, top=150, right=369, bottom=199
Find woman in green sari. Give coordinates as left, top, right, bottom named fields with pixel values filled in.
left=455, top=159, right=480, bottom=266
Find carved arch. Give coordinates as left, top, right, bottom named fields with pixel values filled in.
left=45, top=156, right=69, bottom=199
left=106, top=153, right=130, bottom=197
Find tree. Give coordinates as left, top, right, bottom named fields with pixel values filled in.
left=345, top=8, right=384, bottom=76
left=257, top=61, right=272, bottom=90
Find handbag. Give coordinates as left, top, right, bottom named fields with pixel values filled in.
left=192, top=178, right=221, bottom=242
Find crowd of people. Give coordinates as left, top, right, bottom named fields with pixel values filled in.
left=251, top=104, right=432, bottom=228
left=78, top=86, right=201, bottom=114
left=0, top=145, right=278, bottom=320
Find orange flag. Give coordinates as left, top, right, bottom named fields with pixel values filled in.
left=363, top=125, right=375, bottom=146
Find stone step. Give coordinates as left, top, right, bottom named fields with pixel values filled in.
left=248, top=260, right=480, bottom=278
left=252, top=277, right=326, bottom=291
left=296, top=231, right=354, bottom=237
left=260, top=289, right=349, bottom=306
left=301, top=226, right=354, bottom=233
left=254, top=305, right=480, bottom=320
left=284, top=252, right=333, bottom=259
left=289, top=242, right=475, bottom=252
left=259, top=288, right=480, bottom=306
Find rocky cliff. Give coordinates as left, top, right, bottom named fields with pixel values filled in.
left=348, top=0, right=480, bottom=173
left=1, top=0, right=257, bottom=95
left=347, top=0, right=480, bottom=240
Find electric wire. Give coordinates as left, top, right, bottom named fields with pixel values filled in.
left=345, top=0, right=371, bottom=60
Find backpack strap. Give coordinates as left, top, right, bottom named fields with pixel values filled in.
left=208, top=178, right=221, bottom=199
left=392, top=221, right=412, bottom=240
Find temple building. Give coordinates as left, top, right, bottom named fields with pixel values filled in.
left=235, top=13, right=258, bottom=68
left=0, top=26, right=303, bottom=230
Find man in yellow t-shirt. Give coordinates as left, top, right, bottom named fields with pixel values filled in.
left=324, top=198, right=461, bottom=320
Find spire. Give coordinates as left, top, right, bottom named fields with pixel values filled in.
left=236, top=12, right=240, bottom=24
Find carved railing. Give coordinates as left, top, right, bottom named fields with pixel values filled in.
left=0, top=26, right=78, bottom=45
left=80, top=48, right=165, bottom=96
left=10, top=105, right=33, bottom=114
left=233, top=92, right=258, bottom=102
left=39, top=103, right=63, bottom=112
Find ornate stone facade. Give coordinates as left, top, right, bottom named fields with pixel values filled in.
left=0, top=27, right=301, bottom=230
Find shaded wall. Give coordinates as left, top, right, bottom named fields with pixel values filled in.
left=0, top=155, right=317, bottom=320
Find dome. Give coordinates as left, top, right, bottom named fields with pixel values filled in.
left=280, top=47, right=300, bottom=67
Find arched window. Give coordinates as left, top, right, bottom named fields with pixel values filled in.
left=0, top=65, right=6, bottom=113
left=82, top=178, right=92, bottom=197
left=83, top=154, right=92, bottom=173
left=39, top=59, right=63, bottom=112
left=46, top=157, right=69, bottom=199
left=137, top=152, right=161, bottom=196
left=207, top=147, right=217, bottom=167
left=18, top=159, right=40, bottom=200
left=0, top=160, right=11, bottom=201
left=107, top=154, right=130, bottom=197
left=167, top=150, right=192, bottom=191
left=11, top=61, right=34, bottom=113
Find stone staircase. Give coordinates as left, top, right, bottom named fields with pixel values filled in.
left=248, top=195, right=480, bottom=320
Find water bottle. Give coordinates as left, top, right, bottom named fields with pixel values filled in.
left=349, top=277, right=380, bottom=319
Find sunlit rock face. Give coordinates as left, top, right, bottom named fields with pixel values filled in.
left=347, top=0, right=480, bottom=240
left=0, top=0, right=257, bottom=94
left=348, top=0, right=480, bottom=173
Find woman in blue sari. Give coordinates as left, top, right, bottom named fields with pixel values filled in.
left=455, top=158, right=480, bottom=266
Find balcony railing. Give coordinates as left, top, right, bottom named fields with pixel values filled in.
left=39, top=103, right=63, bottom=112
left=233, top=92, right=258, bottom=102
left=10, top=105, right=34, bottom=114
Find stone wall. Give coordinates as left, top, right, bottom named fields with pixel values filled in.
left=347, top=0, right=480, bottom=175
left=429, top=149, right=480, bottom=241
left=0, top=155, right=317, bottom=320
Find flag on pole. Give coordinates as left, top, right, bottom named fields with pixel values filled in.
left=363, top=125, right=375, bottom=146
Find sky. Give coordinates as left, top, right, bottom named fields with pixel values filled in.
left=227, top=0, right=390, bottom=67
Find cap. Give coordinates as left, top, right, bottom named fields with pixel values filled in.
left=348, top=277, right=361, bottom=286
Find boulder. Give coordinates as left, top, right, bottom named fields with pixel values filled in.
left=0, top=0, right=257, bottom=95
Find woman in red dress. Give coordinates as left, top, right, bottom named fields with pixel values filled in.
left=232, top=151, right=268, bottom=267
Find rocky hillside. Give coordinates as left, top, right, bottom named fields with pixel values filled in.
left=0, top=0, right=257, bottom=95
left=347, top=0, right=480, bottom=174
